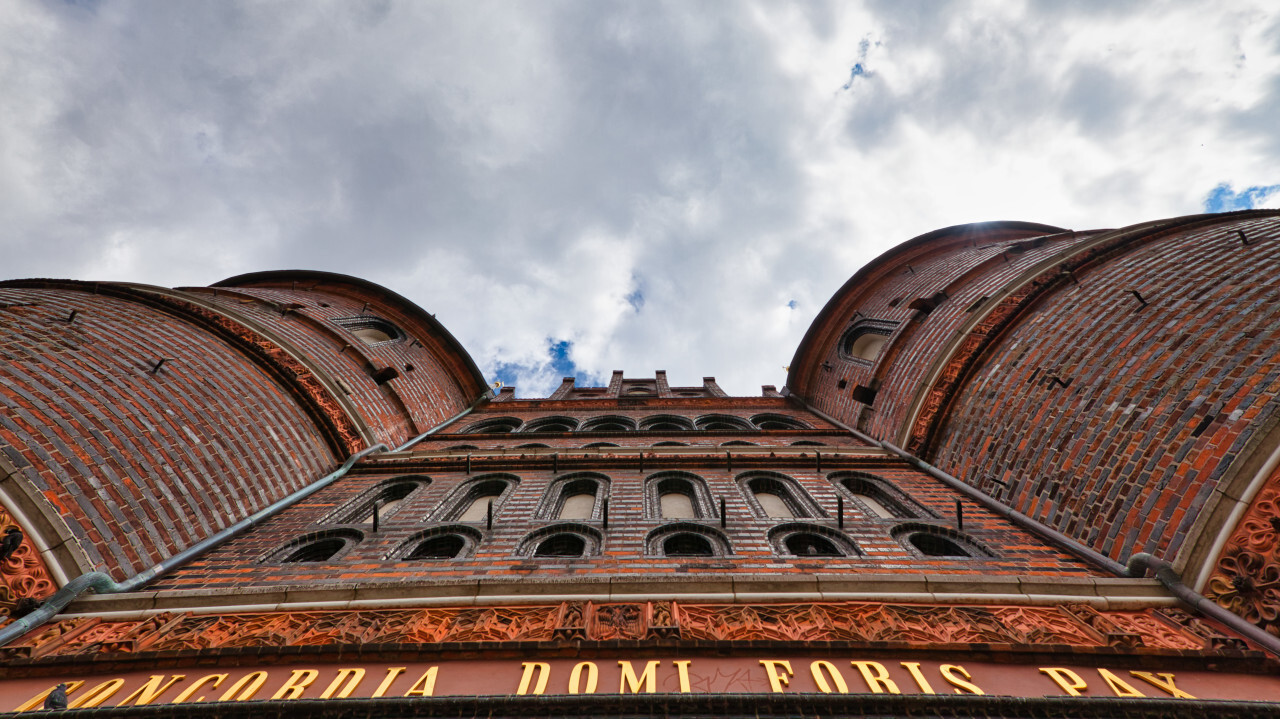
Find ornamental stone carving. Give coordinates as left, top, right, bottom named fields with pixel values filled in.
left=1207, top=483, right=1280, bottom=636
left=0, top=508, right=56, bottom=621
left=1, top=601, right=1216, bottom=660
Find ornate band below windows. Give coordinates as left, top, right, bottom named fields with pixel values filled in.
left=1, top=600, right=1241, bottom=661
left=0, top=507, right=56, bottom=621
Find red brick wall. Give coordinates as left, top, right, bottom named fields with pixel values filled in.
left=932, top=213, right=1280, bottom=562
left=155, top=456, right=1097, bottom=592
left=199, top=272, right=486, bottom=447
left=789, top=222, right=1084, bottom=438
left=0, top=284, right=339, bottom=578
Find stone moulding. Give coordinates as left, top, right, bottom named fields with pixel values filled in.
left=0, top=600, right=1242, bottom=663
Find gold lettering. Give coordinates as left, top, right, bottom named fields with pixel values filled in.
left=172, top=674, right=226, bottom=704
left=271, top=669, right=319, bottom=700
left=12, top=681, right=84, bottom=713
left=758, top=660, right=794, bottom=693
left=219, top=671, right=268, bottom=702
left=69, top=678, right=125, bottom=709
left=516, top=663, right=550, bottom=696
left=940, top=664, right=983, bottom=695
left=1129, top=671, right=1195, bottom=699
left=851, top=661, right=901, bottom=694
left=1039, top=667, right=1087, bottom=696
left=618, top=660, right=660, bottom=694
left=373, top=667, right=406, bottom=698
left=320, top=668, right=366, bottom=699
left=900, top=662, right=935, bottom=694
left=1092, top=668, right=1143, bottom=697
left=568, top=662, right=598, bottom=694
left=117, top=675, right=185, bottom=706
left=810, top=660, right=848, bottom=694
left=404, top=667, right=439, bottom=697
left=673, top=660, right=693, bottom=694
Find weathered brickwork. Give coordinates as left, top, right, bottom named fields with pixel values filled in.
left=154, top=452, right=1096, bottom=592
left=789, top=222, right=1084, bottom=436
left=931, top=214, right=1280, bottom=563
left=194, top=272, right=486, bottom=447
left=0, top=284, right=337, bottom=578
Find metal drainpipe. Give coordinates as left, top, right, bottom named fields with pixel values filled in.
left=1128, top=553, right=1280, bottom=657
left=792, top=395, right=1280, bottom=655
left=0, top=443, right=388, bottom=647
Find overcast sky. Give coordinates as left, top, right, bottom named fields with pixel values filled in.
left=3, top=1, right=1278, bottom=397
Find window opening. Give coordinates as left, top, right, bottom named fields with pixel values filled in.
left=755, top=491, right=794, bottom=518
left=911, top=533, right=967, bottom=557
left=559, top=492, right=596, bottom=520
left=535, top=534, right=586, bottom=557
left=407, top=535, right=466, bottom=560
left=785, top=533, right=841, bottom=556
left=664, top=534, right=713, bottom=557
left=283, top=538, right=345, bottom=563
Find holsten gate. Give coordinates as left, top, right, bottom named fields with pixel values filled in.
left=1, top=209, right=1279, bottom=718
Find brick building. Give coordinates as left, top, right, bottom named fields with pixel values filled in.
left=1, top=210, right=1279, bottom=716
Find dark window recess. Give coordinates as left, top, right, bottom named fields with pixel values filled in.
left=535, top=534, right=586, bottom=557
left=407, top=535, right=466, bottom=560
left=664, top=534, right=713, bottom=557
left=910, top=533, right=968, bottom=557
left=837, top=379, right=847, bottom=390
left=908, top=292, right=948, bottom=314
left=888, top=297, right=902, bottom=308
left=785, top=533, right=841, bottom=557
left=851, top=384, right=877, bottom=405
left=370, top=366, right=400, bottom=385
left=283, top=539, right=345, bottom=563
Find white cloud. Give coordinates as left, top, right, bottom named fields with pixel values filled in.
left=1, top=0, right=1277, bottom=396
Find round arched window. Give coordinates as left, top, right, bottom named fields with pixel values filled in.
left=535, top=534, right=587, bottom=557
left=407, top=535, right=467, bottom=560
left=283, top=538, right=346, bottom=563
left=784, top=533, right=841, bottom=557
left=663, top=534, right=713, bottom=557
left=910, top=533, right=968, bottom=557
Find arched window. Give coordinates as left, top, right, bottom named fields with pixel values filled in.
left=460, top=417, right=523, bottom=434
left=830, top=472, right=928, bottom=519
left=721, top=440, right=757, bottom=447
left=535, top=473, right=609, bottom=521
left=645, top=472, right=714, bottom=520
left=738, top=472, right=823, bottom=519
left=750, top=414, right=810, bottom=430
left=392, top=526, right=483, bottom=561
left=334, top=316, right=404, bottom=346
left=517, top=524, right=603, bottom=558
left=270, top=529, right=362, bottom=564
left=891, top=523, right=992, bottom=559
left=409, top=535, right=465, bottom=559
left=326, top=477, right=428, bottom=525
left=695, top=415, right=754, bottom=431
left=434, top=475, right=518, bottom=523
left=579, top=416, right=637, bottom=432
left=640, top=415, right=695, bottom=432
left=522, top=416, right=579, bottom=433
left=535, top=534, right=586, bottom=557
left=767, top=524, right=860, bottom=558
left=664, top=534, right=713, bottom=556
left=583, top=442, right=620, bottom=448
left=284, top=539, right=346, bottom=563
left=646, top=523, right=731, bottom=557
left=515, top=443, right=550, bottom=449
left=838, top=321, right=896, bottom=362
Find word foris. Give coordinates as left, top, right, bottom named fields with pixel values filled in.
left=758, top=660, right=983, bottom=695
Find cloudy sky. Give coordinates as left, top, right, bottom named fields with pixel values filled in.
left=3, top=1, right=1278, bottom=397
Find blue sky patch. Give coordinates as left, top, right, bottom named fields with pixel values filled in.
left=1203, top=183, right=1280, bottom=213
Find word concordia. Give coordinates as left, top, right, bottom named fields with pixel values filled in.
left=8, top=657, right=1256, bottom=712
